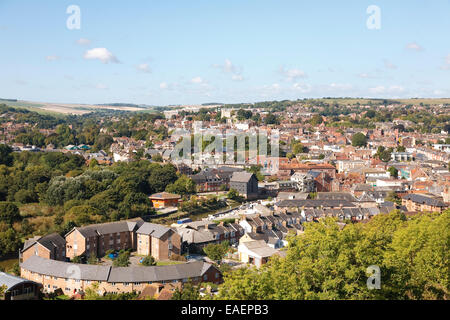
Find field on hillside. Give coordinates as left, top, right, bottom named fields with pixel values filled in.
left=305, top=98, right=450, bottom=106
left=0, top=99, right=154, bottom=115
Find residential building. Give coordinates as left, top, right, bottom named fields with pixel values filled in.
left=65, top=218, right=145, bottom=259
left=136, top=223, right=181, bottom=260
left=20, top=256, right=221, bottom=296
left=149, top=192, right=181, bottom=209
left=0, top=272, right=41, bottom=300
left=20, top=233, right=66, bottom=263
left=230, top=172, right=259, bottom=200
left=401, top=194, right=448, bottom=213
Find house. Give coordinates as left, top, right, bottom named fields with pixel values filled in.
left=401, top=194, right=448, bottom=213
left=190, top=170, right=223, bottom=192
left=149, top=192, right=181, bottom=209
left=138, top=282, right=182, bottom=300
left=65, top=218, right=145, bottom=259
left=176, top=221, right=245, bottom=252
left=230, top=172, right=259, bottom=200
left=0, top=272, right=42, bottom=300
left=237, top=239, right=284, bottom=267
left=20, top=233, right=66, bottom=263
left=20, top=256, right=221, bottom=296
left=136, top=223, right=182, bottom=260
left=290, top=172, right=316, bottom=192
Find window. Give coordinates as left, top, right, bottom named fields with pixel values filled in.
left=215, top=273, right=220, bottom=279
left=203, top=275, right=208, bottom=281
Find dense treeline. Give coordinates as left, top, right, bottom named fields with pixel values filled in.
left=0, top=146, right=194, bottom=259
left=0, top=104, right=166, bottom=149
left=216, top=210, right=449, bottom=300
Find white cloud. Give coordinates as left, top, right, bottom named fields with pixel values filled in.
left=357, top=73, right=371, bottom=79
left=279, top=67, right=307, bottom=81
left=292, top=83, right=312, bottom=93
left=440, top=54, right=450, bottom=70
left=46, top=55, right=59, bottom=61
left=405, top=42, right=424, bottom=51
left=213, top=59, right=244, bottom=81
left=95, top=83, right=108, bottom=90
left=383, top=59, right=397, bottom=69
left=83, top=48, right=119, bottom=64
left=136, top=63, right=151, bottom=73
left=329, top=83, right=352, bottom=90
left=369, top=86, right=386, bottom=94
left=76, top=38, right=91, bottom=46
left=231, top=75, right=244, bottom=81
left=191, top=77, right=204, bottom=84
left=160, top=82, right=169, bottom=89
left=369, top=85, right=405, bottom=95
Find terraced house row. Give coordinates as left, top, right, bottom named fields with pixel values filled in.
left=20, top=256, right=221, bottom=296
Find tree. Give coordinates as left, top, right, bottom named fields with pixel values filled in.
left=141, top=255, right=156, bottom=266
left=14, top=189, right=38, bottom=204
left=72, top=256, right=83, bottom=264
left=310, top=114, right=323, bottom=126
left=388, top=167, right=399, bottom=179
left=0, top=144, right=13, bottom=166
left=375, top=146, right=392, bottom=162
left=203, top=241, right=229, bottom=263
left=113, top=251, right=131, bottom=267
left=88, top=253, right=98, bottom=265
left=264, top=114, right=279, bottom=125
left=216, top=210, right=450, bottom=300
left=172, top=281, right=200, bottom=300
left=386, top=191, right=401, bottom=205
left=292, top=142, right=307, bottom=154
left=397, top=145, right=406, bottom=152
left=0, top=284, right=7, bottom=299
left=351, top=133, right=367, bottom=147
left=89, top=158, right=99, bottom=169
left=118, top=193, right=155, bottom=220
left=0, top=202, right=21, bottom=225
left=227, top=189, right=241, bottom=202
left=65, top=205, right=103, bottom=226
left=0, top=229, right=21, bottom=258
left=165, top=175, right=196, bottom=196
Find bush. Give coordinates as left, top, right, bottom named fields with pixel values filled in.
left=14, top=190, right=38, bottom=204
left=170, top=254, right=187, bottom=262
left=141, top=255, right=156, bottom=266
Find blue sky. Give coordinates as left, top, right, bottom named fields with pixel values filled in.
left=0, top=0, right=449, bottom=105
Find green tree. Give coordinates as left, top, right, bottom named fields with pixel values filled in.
left=141, top=255, right=156, bottom=266
left=0, top=202, right=21, bottom=225
left=113, top=251, right=131, bottom=267
left=172, top=281, right=200, bottom=300
left=165, top=175, right=196, bottom=196
left=351, top=132, right=367, bottom=147
left=203, top=241, right=229, bottom=263
left=388, top=167, right=399, bottom=178
left=0, top=144, right=13, bottom=166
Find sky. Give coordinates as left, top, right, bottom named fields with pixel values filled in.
left=0, top=0, right=449, bottom=106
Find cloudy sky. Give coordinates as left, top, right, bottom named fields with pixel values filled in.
left=0, top=0, right=449, bottom=105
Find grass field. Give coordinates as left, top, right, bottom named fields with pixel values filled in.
left=0, top=256, right=19, bottom=272
left=303, top=97, right=450, bottom=106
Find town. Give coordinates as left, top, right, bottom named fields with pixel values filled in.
left=0, top=0, right=449, bottom=306
left=0, top=98, right=449, bottom=300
